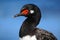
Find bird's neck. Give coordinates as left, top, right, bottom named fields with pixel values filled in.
left=20, top=13, right=41, bottom=37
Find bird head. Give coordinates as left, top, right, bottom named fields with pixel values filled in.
left=14, top=4, right=41, bottom=18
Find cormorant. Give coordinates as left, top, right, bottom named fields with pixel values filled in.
left=14, top=4, right=57, bottom=40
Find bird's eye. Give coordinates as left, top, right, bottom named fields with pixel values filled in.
left=30, top=10, right=34, bottom=14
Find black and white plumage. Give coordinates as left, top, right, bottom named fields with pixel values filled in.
left=14, top=4, right=57, bottom=40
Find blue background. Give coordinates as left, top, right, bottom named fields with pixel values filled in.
left=0, top=0, right=60, bottom=40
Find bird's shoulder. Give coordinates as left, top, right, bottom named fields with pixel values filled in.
left=33, top=28, right=57, bottom=40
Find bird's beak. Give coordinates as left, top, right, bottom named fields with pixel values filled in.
left=14, top=13, right=23, bottom=18
left=14, top=9, right=29, bottom=18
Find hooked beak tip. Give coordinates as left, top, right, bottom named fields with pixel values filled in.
left=13, top=15, right=17, bottom=18
left=14, top=14, right=21, bottom=18
left=14, top=15, right=17, bottom=17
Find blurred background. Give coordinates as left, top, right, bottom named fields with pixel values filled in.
left=0, top=0, right=60, bottom=40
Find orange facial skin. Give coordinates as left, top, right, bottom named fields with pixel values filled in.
left=21, top=9, right=29, bottom=15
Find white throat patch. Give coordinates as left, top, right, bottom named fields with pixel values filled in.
left=20, top=35, right=37, bottom=40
